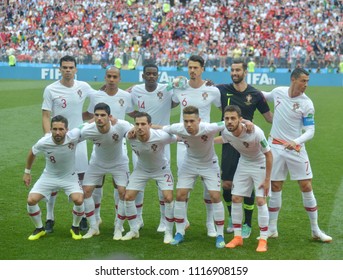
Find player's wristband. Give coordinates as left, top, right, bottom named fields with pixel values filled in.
left=24, top=168, right=31, bottom=174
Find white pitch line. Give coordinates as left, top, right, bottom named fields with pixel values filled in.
left=319, top=177, right=343, bottom=259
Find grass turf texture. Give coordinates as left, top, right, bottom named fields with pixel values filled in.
left=0, top=80, right=341, bottom=260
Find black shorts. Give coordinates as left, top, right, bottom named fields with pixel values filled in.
left=221, top=143, right=240, bottom=181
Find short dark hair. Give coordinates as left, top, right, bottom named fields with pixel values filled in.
left=94, top=102, right=111, bottom=115
left=224, top=105, right=242, bottom=117
left=291, top=67, right=309, bottom=79
left=143, top=64, right=158, bottom=73
left=188, top=55, right=204, bottom=67
left=51, top=115, right=68, bottom=128
left=183, top=105, right=199, bottom=116
left=231, top=58, right=247, bottom=71
left=134, top=111, right=152, bottom=124
left=60, top=55, right=77, bottom=67
left=106, top=66, right=121, bottom=75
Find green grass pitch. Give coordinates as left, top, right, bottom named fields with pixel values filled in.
left=0, top=80, right=342, bottom=260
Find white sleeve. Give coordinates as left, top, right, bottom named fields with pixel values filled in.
left=41, top=87, right=52, bottom=111
left=87, top=91, right=96, bottom=113
left=261, top=90, right=273, bottom=102
left=294, top=125, right=315, bottom=145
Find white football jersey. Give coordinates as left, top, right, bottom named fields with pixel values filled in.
left=32, top=128, right=81, bottom=177
left=221, top=124, right=270, bottom=162
left=42, top=80, right=94, bottom=129
left=163, top=122, right=224, bottom=166
left=80, top=120, right=133, bottom=169
left=172, top=82, right=221, bottom=123
left=87, top=89, right=134, bottom=120
left=263, top=87, right=315, bottom=143
left=127, top=129, right=177, bottom=172
left=131, top=83, right=174, bottom=125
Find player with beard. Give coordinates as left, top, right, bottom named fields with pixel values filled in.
left=216, top=58, right=273, bottom=238
left=215, top=105, right=272, bottom=252
left=23, top=115, right=84, bottom=241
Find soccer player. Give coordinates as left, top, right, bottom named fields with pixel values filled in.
left=80, top=103, right=133, bottom=240
left=23, top=115, right=84, bottom=241
left=262, top=68, right=332, bottom=242
left=172, top=55, right=221, bottom=237
left=41, top=55, right=94, bottom=233
left=161, top=106, right=226, bottom=249
left=83, top=66, right=137, bottom=229
left=130, top=64, right=178, bottom=232
left=216, top=58, right=273, bottom=238
left=215, top=105, right=272, bottom=252
left=122, top=112, right=177, bottom=244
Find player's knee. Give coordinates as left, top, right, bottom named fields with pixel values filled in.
left=83, top=186, right=94, bottom=198
left=124, top=191, right=136, bottom=201
left=164, top=195, right=173, bottom=203
left=271, top=181, right=283, bottom=192
left=176, top=189, right=188, bottom=201
left=255, top=197, right=266, bottom=206
left=232, top=195, right=243, bottom=203
left=222, top=180, right=232, bottom=190
left=209, top=191, right=221, bottom=203
left=72, top=193, right=84, bottom=205
left=299, top=179, right=313, bottom=192
left=27, top=196, right=39, bottom=206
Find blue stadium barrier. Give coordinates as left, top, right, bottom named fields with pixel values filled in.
left=0, top=65, right=342, bottom=86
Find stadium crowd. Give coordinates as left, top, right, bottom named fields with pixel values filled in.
left=0, top=0, right=342, bottom=70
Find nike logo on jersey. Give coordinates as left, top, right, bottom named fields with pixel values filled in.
left=226, top=93, right=233, bottom=96
left=47, top=152, right=52, bottom=154
left=137, top=95, right=142, bottom=98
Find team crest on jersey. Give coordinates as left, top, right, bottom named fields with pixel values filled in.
left=202, top=92, right=208, bottom=100
left=77, top=90, right=82, bottom=98
left=243, top=142, right=249, bottom=148
left=292, top=103, right=300, bottom=111
left=68, top=143, right=75, bottom=150
left=201, top=135, right=208, bottom=142
left=151, top=143, right=158, bottom=151
left=157, top=91, right=163, bottom=99
left=119, top=99, right=125, bottom=106
left=112, top=133, right=119, bottom=141
left=244, top=94, right=252, bottom=105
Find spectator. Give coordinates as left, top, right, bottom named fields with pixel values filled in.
left=114, top=55, right=123, bottom=69
left=7, top=48, right=15, bottom=66
left=247, top=59, right=256, bottom=73
left=269, top=62, right=276, bottom=73
left=128, top=56, right=137, bottom=70
left=0, top=1, right=341, bottom=69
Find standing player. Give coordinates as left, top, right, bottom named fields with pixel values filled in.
left=80, top=103, right=133, bottom=240
left=263, top=68, right=332, bottom=242
left=130, top=64, right=178, bottom=232
left=123, top=112, right=177, bottom=244
left=161, top=106, right=226, bottom=249
left=42, top=55, right=94, bottom=233
left=172, top=55, right=222, bottom=237
left=23, top=115, right=84, bottom=240
left=215, top=105, right=272, bottom=252
left=216, top=58, right=273, bottom=238
left=83, top=66, right=137, bottom=229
